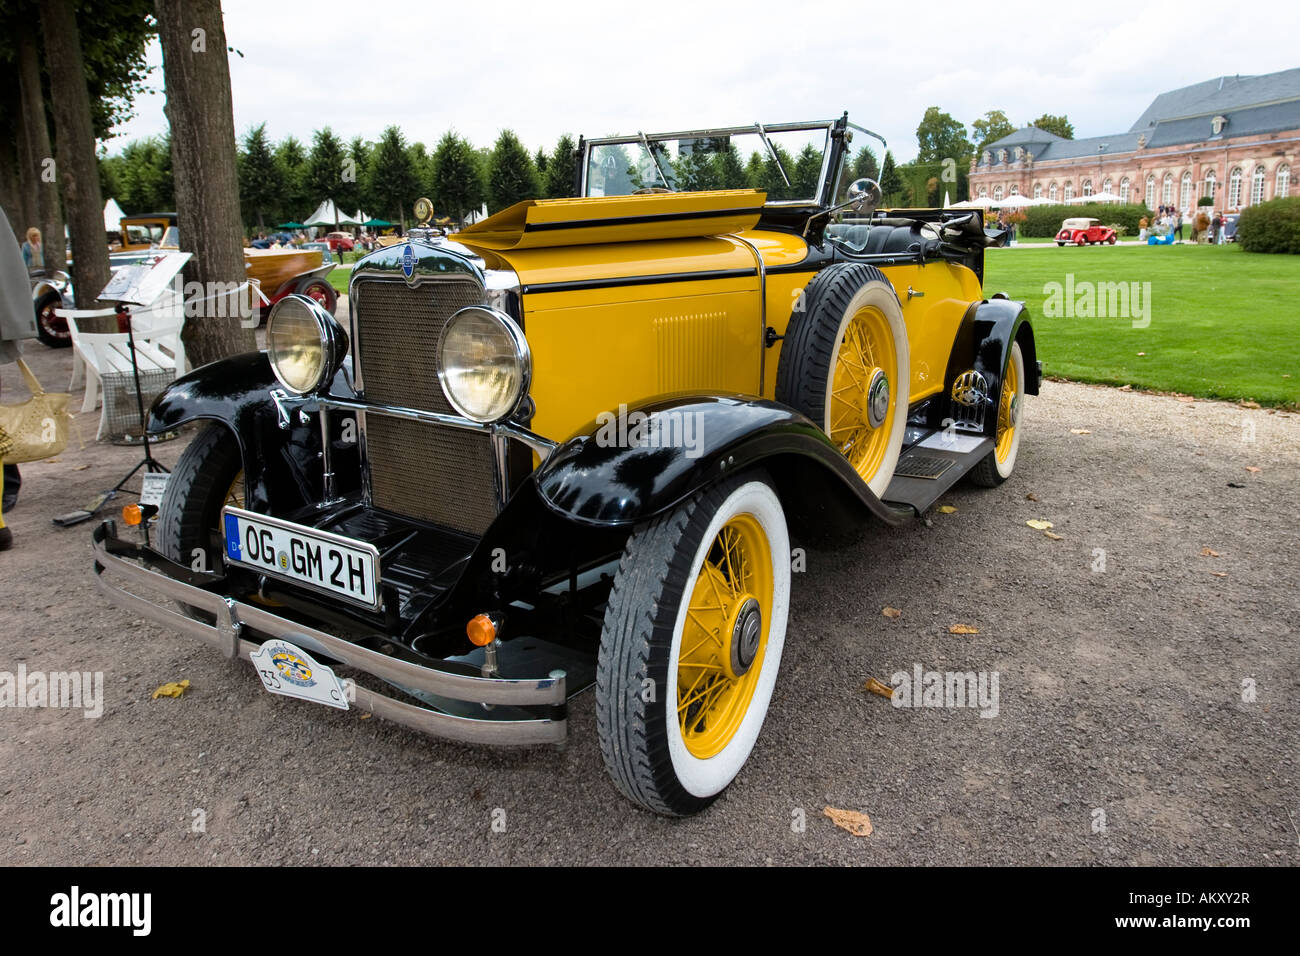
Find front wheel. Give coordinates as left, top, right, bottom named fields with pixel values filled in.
left=34, top=291, right=71, bottom=348
left=596, top=473, right=791, bottom=815
left=970, top=341, right=1025, bottom=487
left=296, top=278, right=338, bottom=314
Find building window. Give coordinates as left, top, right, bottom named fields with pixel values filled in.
left=978, top=186, right=987, bottom=198
left=1049, top=182, right=1058, bottom=202
left=1120, top=177, right=1131, bottom=202
left=998, top=149, right=1007, bottom=163
left=993, top=185, right=1003, bottom=201
left=1229, top=167, right=1243, bottom=207
left=982, top=151, right=991, bottom=165
left=1162, top=173, right=1174, bottom=206
left=1180, top=171, right=1193, bottom=211
left=1203, top=170, right=1216, bottom=200
left=1082, top=179, right=1093, bottom=197
left=1102, top=178, right=1113, bottom=196
left=1063, top=182, right=1074, bottom=201
left=1033, top=183, right=1043, bottom=199
left=1009, top=184, right=1019, bottom=196
left=1145, top=174, right=1156, bottom=208
left=1251, top=165, right=1267, bottom=205
left=1278, top=164, right=1290, bottom=199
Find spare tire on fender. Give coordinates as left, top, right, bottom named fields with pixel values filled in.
left=774, top=263, right=909, bottom=498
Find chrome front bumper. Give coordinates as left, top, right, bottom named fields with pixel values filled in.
left=91, top=522, right=566, bottom=746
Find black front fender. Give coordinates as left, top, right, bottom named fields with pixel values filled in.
left=148, top=352, right=358, bottom=512
left=942, top=298, right=1040, bottom=434
left=532, top=394, right=910, bottom=533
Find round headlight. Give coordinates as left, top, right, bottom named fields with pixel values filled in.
left=267, top=294, right=345, bottom=395
left=436, top=306, right=530, bottom=423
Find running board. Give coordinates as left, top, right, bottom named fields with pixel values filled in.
left=882, top=434, right=994, bottom=516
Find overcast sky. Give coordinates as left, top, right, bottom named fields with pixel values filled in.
left=109, top=0, right=1300, bottom=162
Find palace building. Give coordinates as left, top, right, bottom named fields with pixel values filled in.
left=969, top=68, right=1300, bottom=213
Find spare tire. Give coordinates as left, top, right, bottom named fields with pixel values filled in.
left=775, top=263, right=909, bottom=498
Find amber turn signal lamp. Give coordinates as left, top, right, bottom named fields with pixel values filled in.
left=467, top=613, right=497, bottom=647
left=122, top=503, right=143, bottom=526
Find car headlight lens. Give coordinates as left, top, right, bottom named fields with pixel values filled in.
left=267, top=294, right=346, bottom=395
left=437, top=306, right=530, bottom=423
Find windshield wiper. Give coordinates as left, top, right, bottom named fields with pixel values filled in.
left=754, top=122, right=791, bottom=188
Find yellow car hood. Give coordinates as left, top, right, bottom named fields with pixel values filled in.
left=450, top=190, right=766, bottom=251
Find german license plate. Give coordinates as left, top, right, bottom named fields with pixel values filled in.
left=249, top=639, right=350, bottom=710
left=222, top=507, right=380, bottom=609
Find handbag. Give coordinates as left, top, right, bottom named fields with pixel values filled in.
left=0, top=358, right=73, bottom=463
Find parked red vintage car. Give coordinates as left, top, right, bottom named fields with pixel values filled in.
left=1056, top=217, right=1117, bottom=246
left=320, top=231, right=356, bottom=252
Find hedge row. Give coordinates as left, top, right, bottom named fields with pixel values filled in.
left=1017, top=203, right=1154, bottom=238
left=1237, top=197, right=1300, bottom=254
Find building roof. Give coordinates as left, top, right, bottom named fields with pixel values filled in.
left=980, top=67, right=1300, bottom=166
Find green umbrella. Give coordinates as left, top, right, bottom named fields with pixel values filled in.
left=277, top=221, right=307, bottom=229
left=362, top=218, right=393, bottom=227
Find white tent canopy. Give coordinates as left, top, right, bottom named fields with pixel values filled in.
left=995, top=193, right=1044, bottom=208
left=304, top=199, right=361, bottom=227
left=950, top=196, right=995, bottom=208
left=104, top=198, right=126, bottom=232
left=1070, top=191, right=1121, bottom=204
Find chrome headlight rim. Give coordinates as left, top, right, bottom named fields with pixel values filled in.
left=267, top=293, right=347, bottom=396
left=436, top=305, right=531, bottom=424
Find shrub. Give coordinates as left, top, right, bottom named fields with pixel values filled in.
left=1197, top=196, right=1214, bottom=206
left=1237, top=197, right=1300, bottom=254
left=1018, top=202, right=1153, bottom=237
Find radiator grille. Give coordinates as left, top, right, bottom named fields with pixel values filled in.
left=353, top=276, right=499, bottom=535
left=354, top=276, right=484, bottom=412
left=364, top=414, right=498, bottom=535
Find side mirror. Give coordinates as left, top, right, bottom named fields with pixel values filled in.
left=847, top=177, right=882, bottom=214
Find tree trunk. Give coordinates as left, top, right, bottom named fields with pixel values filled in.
left=155, top=0, right=255, bottom=366
left=15, top=19, right=66, bottom=273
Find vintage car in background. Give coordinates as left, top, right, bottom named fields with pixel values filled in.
left=300, top=240, right=336, bottom=266
left=1055, top=217, right=1117, bottom=245
left=93, top=113, right=1039, bottom=816
left=320, top=231, right=356, bottom=253
left=1222, top=213, right=1241, bottom=242
left=29, top=267, right=75, bottom=347
left=118, top=213, right=177, bottom=251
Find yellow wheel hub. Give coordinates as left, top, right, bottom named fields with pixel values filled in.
left=677, top=514, right=774, bottom=759
left=829, top=306, right=896, bottom=482
left=995, top=355, right=1019, bottom=463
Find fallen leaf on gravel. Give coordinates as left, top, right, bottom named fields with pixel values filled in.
left=861, top=677, right=895, bottom=699
left=1176, top=395, right=1196, bottom=403
left=1241, top=400, right=1261, bottom=409
left=823, top=807, right=873, bottom=837
left=151, top=679, right=191, bottom=699
left=1245, top=466, right=1260, bottom=473
left=73, top=463, right=91, bottom=471
left=1200, top=547, right=1221, bottom=557
left=43, top=457, right=60, bottom=464
left=359, top=713, right=372, bottom=720
left=1026, top=492, right=1039, bottom=501
left=1069, top=428, right=1091, bottom=435
left=1026, top=519, right=1054, bottom=530
left=1118, top=384, right=1133, bottom=391
left=949, top=624, right=979, bottom=635
left=882, top=606, right=902, bottom=619
left=937, top=505, right=958, bottom=514
left=1211, top=572, right=1228, bottom=578
left=1044, top=530, right=1064, bottom=540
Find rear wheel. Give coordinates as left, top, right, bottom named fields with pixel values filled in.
left=34, top=291, right=70, bottom=348
left=970, top=341, right=1025, bottom=487
left=596, top=473, right=790, bottom=815
left=776, top=263, right=908, bottom=497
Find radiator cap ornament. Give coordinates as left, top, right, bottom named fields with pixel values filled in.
left=414, top=197, right=434, bottom=226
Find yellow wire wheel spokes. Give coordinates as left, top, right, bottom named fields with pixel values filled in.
left=676, top=513, right=775, bottom=759
left=995, top=352, right=1019, bottom=463
left=828, top=305, right=897, bottom=482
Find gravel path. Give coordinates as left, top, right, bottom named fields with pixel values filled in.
left=2, top=324, right=1296, bottom=865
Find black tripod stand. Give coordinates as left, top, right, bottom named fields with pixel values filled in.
left=106, top=302, right=169, bottom=545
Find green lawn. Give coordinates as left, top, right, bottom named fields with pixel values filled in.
left=327, top=263, right=351, bottom=294
left=983, top=244, right=1300, bottom=406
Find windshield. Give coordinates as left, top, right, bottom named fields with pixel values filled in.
left=584, top=123, right=833, bottom=203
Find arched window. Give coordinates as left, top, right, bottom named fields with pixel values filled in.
left=1063, top=182, right=1074, bottom=201
left=978, top=186, right=987, bottom=198
left=1033, top=183, right=1043, bottom=199
left=1278, top=164, right=1290, bottom=199
left=1228, top=167, right=1243, bottom=207
left=1180, top=171, right=1193, bottom=211
left=1251, top=165, right=1267, bottom=205
left=1203, top=170, right=1216, bottom=200
left=1102, top=178, right=1113, bottom=196
left=1162, top=173, right=1174, bottom=205
left=1120, top=177, right=1131, bottom=202
left=1009, top=184, right=1019, bottom=196
left=1049, top=182, right=1058, bottom=202
left=982, top=151, right=991, bottom=166
left=1082, top=179, right=1093, bottom=197
left=993, top=185, right=1003, bottom=201
left=1145, top=174, right=1156, bottom=208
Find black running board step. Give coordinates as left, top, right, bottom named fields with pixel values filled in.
left=882, top=436, right=994, bottom=516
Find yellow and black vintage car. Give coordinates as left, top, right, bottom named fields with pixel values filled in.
left=93, top=114, right=1038, bottom=816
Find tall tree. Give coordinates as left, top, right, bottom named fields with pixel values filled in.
left=305, top=126, right=346, bottom=225
left=346, top=136, right=371, bottom=214
left=545, top=134, right=578, bottom=198
left=12, top=17, right=64, bottom=269
left=487, top=130, right=540, bottom=212
left=239, top=124, right=281, bottom=228
left=430, top=132, right=486, bottom=223
left=879, top=150, right=903, bottom=205
left=852, top=146, right=879, bottom=182
left=156, top=0, right=255, bottom=365
left=916, top=107, right=973, bottom=204
left=274, top=135, right=308, bottom=223
left=972, top=109, right=1016, bottom=152
left=366, top=125, right=419, bottom=226
left=792, top=143, right=823, bottom=198
left=1030, top=113, right=1075, bottom=139
left=113, top=136, right=174, bottom=213
left=40, top=0, right=109, bottom=303
left=712, top=143, right=747, bottom=190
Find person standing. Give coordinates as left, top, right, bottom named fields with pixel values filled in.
left=1210, top=211, right=1222, bottom=244
left=20, top=227, right=43, bottom=270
